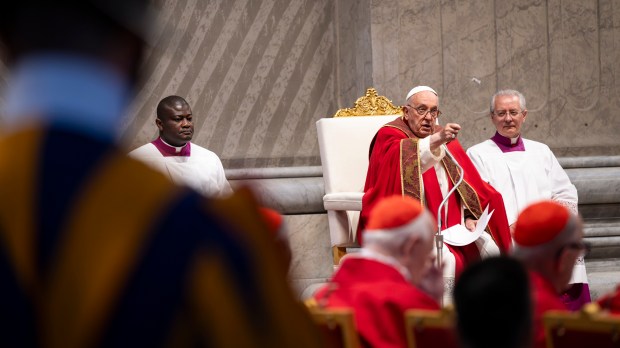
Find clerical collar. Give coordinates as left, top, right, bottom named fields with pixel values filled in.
left=3, top=54, right=131, bottom=140
left=152, top=137, right=191, bottom=157
left=491, top=131, right=525, bottom=152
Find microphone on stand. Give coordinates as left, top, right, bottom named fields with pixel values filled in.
left=435, top=142, right=464, bottom=272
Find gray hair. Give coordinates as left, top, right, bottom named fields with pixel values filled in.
left=490, top=89, right=527, bottom=113
left=363, top=215, right=433, bottom=256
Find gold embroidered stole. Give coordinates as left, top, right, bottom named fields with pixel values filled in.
left=384, top=118, right=485, bottom=220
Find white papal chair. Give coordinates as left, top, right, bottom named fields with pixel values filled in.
left=316, top=88, right=402, bottom=266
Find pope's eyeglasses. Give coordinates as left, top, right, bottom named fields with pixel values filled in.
left=407, top=104, right=441, bottom=118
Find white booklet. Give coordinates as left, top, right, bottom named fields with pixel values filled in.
left=441, top=205, right=494, bottom=246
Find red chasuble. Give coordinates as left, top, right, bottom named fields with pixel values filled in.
left=597, top=285, right=620, bottom=314
left=314, top=258, right=439, bottom=348
left=530, top=271, right=567, bottom=348
left=359, top=117, right=511, bottom=275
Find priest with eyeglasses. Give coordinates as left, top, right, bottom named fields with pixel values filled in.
left=467, top=89, right=589, bottom=309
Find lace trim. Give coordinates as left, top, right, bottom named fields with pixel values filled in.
left=444, top=277, right=455, bottom=296
left=555, top=199, right=578, bottom=215
left=575, top=256, right=586, bottom=265
left=442, top=276, right=455, bottom=305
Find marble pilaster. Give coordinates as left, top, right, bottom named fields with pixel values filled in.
left=284, top=214, right=334, bottom=299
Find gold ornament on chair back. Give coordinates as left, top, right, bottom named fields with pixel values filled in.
left=334, top=88, right=403, bottom=117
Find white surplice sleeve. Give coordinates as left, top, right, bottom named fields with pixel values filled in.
left=466, top=146, right=491, bottom=183
left=418, top=136, right=445, bottom=174
left=546, top=150, right=578, bottom=214
left=213, top=157, right=233, bottom=197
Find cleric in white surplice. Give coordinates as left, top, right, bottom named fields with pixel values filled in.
left=467, top=89, right=589, bottom=310
left=129, top=95, right=232, bottom=198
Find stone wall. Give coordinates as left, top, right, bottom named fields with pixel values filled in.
left=361, top=0, right=620, bottom=155
left=2, top=0, right=619, bottom=165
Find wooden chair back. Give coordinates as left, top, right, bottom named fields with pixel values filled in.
left=404, top=307, right=458, bottom=348
left=544, top=303, right=620, bottom=348
left=307, top=306, right=361, bottom=348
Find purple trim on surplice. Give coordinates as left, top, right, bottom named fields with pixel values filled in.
left=490, top=131, right=525, bottom=152
left=151, top=137, right=191, bottom=157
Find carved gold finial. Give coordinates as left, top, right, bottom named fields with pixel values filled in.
left=333, top=87, right=403, bottom=117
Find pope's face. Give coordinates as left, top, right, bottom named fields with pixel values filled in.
left=491, top=95, right=527, bottom=139
left=404, top=91, right=439, bottom=139
left=156, top=101, right=194, bottom=147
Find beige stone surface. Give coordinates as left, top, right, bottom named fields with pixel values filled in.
left=284, top=214, right=334, bottom=298
left=369, top=0, right=620, bottom=154
left=1, top=0, right=618, bottom=160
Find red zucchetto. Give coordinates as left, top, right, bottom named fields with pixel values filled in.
left=366, top=195, right=429, bottom=232
left=513, top=200, right=571, bottom=247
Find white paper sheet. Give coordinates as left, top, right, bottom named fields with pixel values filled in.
left=441, top=205, right=494, bottom=246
